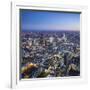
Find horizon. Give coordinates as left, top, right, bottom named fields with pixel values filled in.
left=22, top=29, right=80, bottom=32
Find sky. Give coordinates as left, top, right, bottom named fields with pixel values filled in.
left=20, top=9, right=80, bottom=31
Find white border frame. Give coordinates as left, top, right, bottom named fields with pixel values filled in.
left=11, top=1, right=88, bottom=88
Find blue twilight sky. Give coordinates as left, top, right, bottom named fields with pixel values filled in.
left=20, top=9, right=80, bottom=31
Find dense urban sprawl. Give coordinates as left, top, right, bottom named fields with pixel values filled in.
left=20, top=31, right=80, bottom=78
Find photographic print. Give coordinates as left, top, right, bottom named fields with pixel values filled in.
left=20, top=9, right=80, bottom=79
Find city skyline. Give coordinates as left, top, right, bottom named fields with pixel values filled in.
left=20, top=9, right=80, bottom=31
